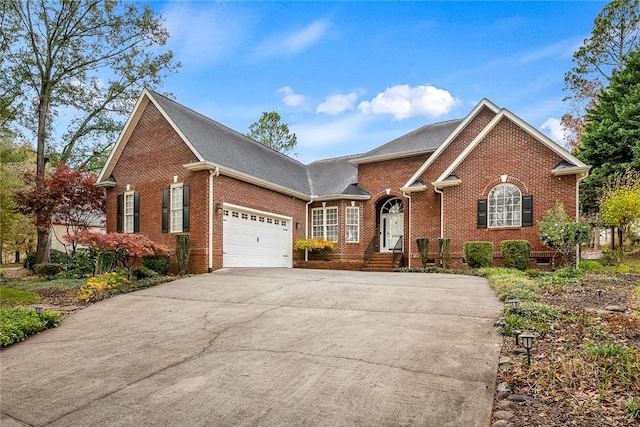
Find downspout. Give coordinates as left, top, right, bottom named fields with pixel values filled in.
left=575, top=171, right=589, bottom=268
left=208, top=166, right=220, bottom=273
left=305, top=198, right=315, bottom=261
left=403, top=191, right=412, bottom=269
left=434, top=187, right=444, bottom=238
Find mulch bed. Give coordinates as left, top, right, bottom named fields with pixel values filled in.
left=494, top=272, right=640, bottom=426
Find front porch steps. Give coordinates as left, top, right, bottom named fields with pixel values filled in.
left=362, top=252, right=400, bottom=272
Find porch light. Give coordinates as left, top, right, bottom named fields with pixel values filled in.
left=215, top=202, right=223, bottom=214
left=508, top=299, right=519, bottom=311
left=34, top=305, right=43, bottom=316
left=295, top=220, right=301, bottom=229
left=519, top=333, right=536, bottom=366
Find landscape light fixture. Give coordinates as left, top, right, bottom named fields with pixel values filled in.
left=519, top=333, right=536, bottom=366
left=34, top=305, right=43, bottom=316
left=508, top=299, right=519, bottom=311
left=512, top=329, right=522, bottom=346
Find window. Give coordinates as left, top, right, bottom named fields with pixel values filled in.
left=488, top=183, right=521, bottom=227
left=170, top=185, right=183, bottom=232
left=162, top=184, right=190, bottom=233
left=312, top=207, right=338, bottom=241
left=118, top=191, right=139, bottom=233
left=345, top=207, right=360, bottom=242
left=124, top=192, right=135, bottom=233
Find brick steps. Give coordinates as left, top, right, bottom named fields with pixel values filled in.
left=362, top=252, right=399, bottom=272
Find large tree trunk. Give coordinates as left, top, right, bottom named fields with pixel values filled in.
left=35, top=227, right=51, bottom=264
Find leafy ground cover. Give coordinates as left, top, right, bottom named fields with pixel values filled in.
left=0, top=267, right=175, bottom=347
left=485, top=257, right=640, bottom=426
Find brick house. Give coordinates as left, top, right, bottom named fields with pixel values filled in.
left=96, top=90, right=590, bottom=273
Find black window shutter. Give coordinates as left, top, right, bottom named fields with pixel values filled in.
left=522, top=195, right=533, bottom=227
left=162, top=187, right=169, bottom=233
left=133, top=192, right=140, bottom=233
left=117, top=195, right=124, bottom=233
left=477, top=199, right=488, bottom=229
left=182, top=184, right=190, bottom=232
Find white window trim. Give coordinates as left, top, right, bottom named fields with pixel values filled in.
left=345, top=206, right=360, bottom=243
left=123, top=191, right=135, bottom=234
left=170, top=183, right=183, bottom=233
left=488, top=183, right=522, bottom=228
left=311, top=206, right=338, bottom=241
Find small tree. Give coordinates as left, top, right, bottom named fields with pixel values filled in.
left=538, top=203, right=592, bottom=267
left=175, top=234, right=191, bottom=276
left=73, top=231, right=167, bottom=274
left=600, top=169, right=640, bottom=253
left=246, top=111, right=298, bottom=155
left=438, top=238, right=452, bottom=269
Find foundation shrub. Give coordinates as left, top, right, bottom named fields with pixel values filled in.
left=501, top=240, right=530, bottom=270
left=415, top=238, right=429, bottom=268
left=142, top=254, right=170, bottom=275
left=463, top=241, right=494, bottom=268
left=438, top=238, right=452, bottom=269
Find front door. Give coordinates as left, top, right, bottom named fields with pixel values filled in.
left=380, top=198, right=404, bottom=252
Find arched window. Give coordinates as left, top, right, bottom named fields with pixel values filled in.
left=488, top=183, right=521, bottom=227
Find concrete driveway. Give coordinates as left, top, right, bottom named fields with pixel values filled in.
left=1, top=268, right=502, bottom=427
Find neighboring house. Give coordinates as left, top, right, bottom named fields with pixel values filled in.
left=50, top=215, right=106, bottom=253
left=96, top=90, right=590, bottom=273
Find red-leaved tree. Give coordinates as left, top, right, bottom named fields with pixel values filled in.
left=13, top=164, right=105, bottom=262
left=72, top=231, right=168, bottom=271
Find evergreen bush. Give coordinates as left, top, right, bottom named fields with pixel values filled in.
left=438, top=238, right=452, bottom=269
left=415, top=238, right=429, bottom=268
left=142, top=253, right=170, bottom=275
left=501, top=240, right=530, bottom=270
left=176, top=234, right=191, bottom=276
left=463, top=241, right=494, bottom=268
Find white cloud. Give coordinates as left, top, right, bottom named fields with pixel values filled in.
left=358, top=84, right=459, bottom=120
left=255, top=20, right=329, bottom=58
left=162, top=3, right=252, bottom=68
left=278, top=86, right=307, bottom=107
left=540, top=117, right=567, bottom=145
left=316, top=92, right=359, bottom=115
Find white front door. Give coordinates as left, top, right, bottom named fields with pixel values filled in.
left=380, top=198, right=404, bottom=252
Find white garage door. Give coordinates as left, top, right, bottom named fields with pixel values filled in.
left=223, top=204, right=292, bottom=268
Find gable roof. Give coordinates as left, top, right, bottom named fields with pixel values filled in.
left=306, top=155, right=369, bottom=200
left=432, top=108, right=590, bottom=188
left=401, top=99, right=500, bottom=191
left=350, top=118, right=464, bottom=165
left=98, top=89, right=311, bottom=198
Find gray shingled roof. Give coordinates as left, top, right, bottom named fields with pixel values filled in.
left=353, top=118, right=464, bottom=162
left=150, top=91, right=311, bottom=196
left=306, top=155, right=369, bottom=198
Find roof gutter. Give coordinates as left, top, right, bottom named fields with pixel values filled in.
left=184, top=161, right=311, bottom=201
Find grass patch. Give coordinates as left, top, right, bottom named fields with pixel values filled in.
left=0, top=306, right=60, bottom=347
left=0, top=288, right=40, bottom=307
left=1, top=277, right=87, bottom=292
left=481, top=268, right=539, bottom=302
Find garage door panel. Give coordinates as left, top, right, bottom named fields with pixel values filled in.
left=223, top=207, right=292, bottom=268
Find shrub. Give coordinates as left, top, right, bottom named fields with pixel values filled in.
left=133, top=266, right=158, bottom=280
left=77, top=271, right=130, bottom=302
left=463, top=241, right=494, bottom=268
left=176, top=234, right=191, bottom=276
left=579, top=259, right=603, bottom=272
left=50, top=249, right=69, bottom=265
left=34, top=263, right=64, bottom=280
left=538, top=203, right=591, bottom=267
left=501, top=240, right=530, bottom=270
left=525, top=269, right=546, bottom=278
left=95, top=250, right=117, bottom=275
left=438, top=238, right=452, bottom=269
left=142, top=253, right=170, bottom=275
left=63, top=249, right=94, bottom=277
left=293, top=238, right=337, bottom=252
left=0, top=306, right=60, bottom=347
left=415, top=238, right=429, bottom=268
left=600, top=249, right=621, bottom=267
left=23, top=252, right=36, bottom=271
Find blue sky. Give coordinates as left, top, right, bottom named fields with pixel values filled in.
left=151, top=1, right=607, bottom=164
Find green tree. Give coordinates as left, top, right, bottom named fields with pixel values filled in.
left=0, top=137, right=34, bottom=264
left=600, top=170, right=640, bottom=252
left=0, top=0, right=179, bottom=263
left=577, top=49, right=640, bottom=214
left=539, top=203, right=592, bottom=267
left=563, top=0, right=640, bottom=149
left=247, top=112, right=298, bottom=156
